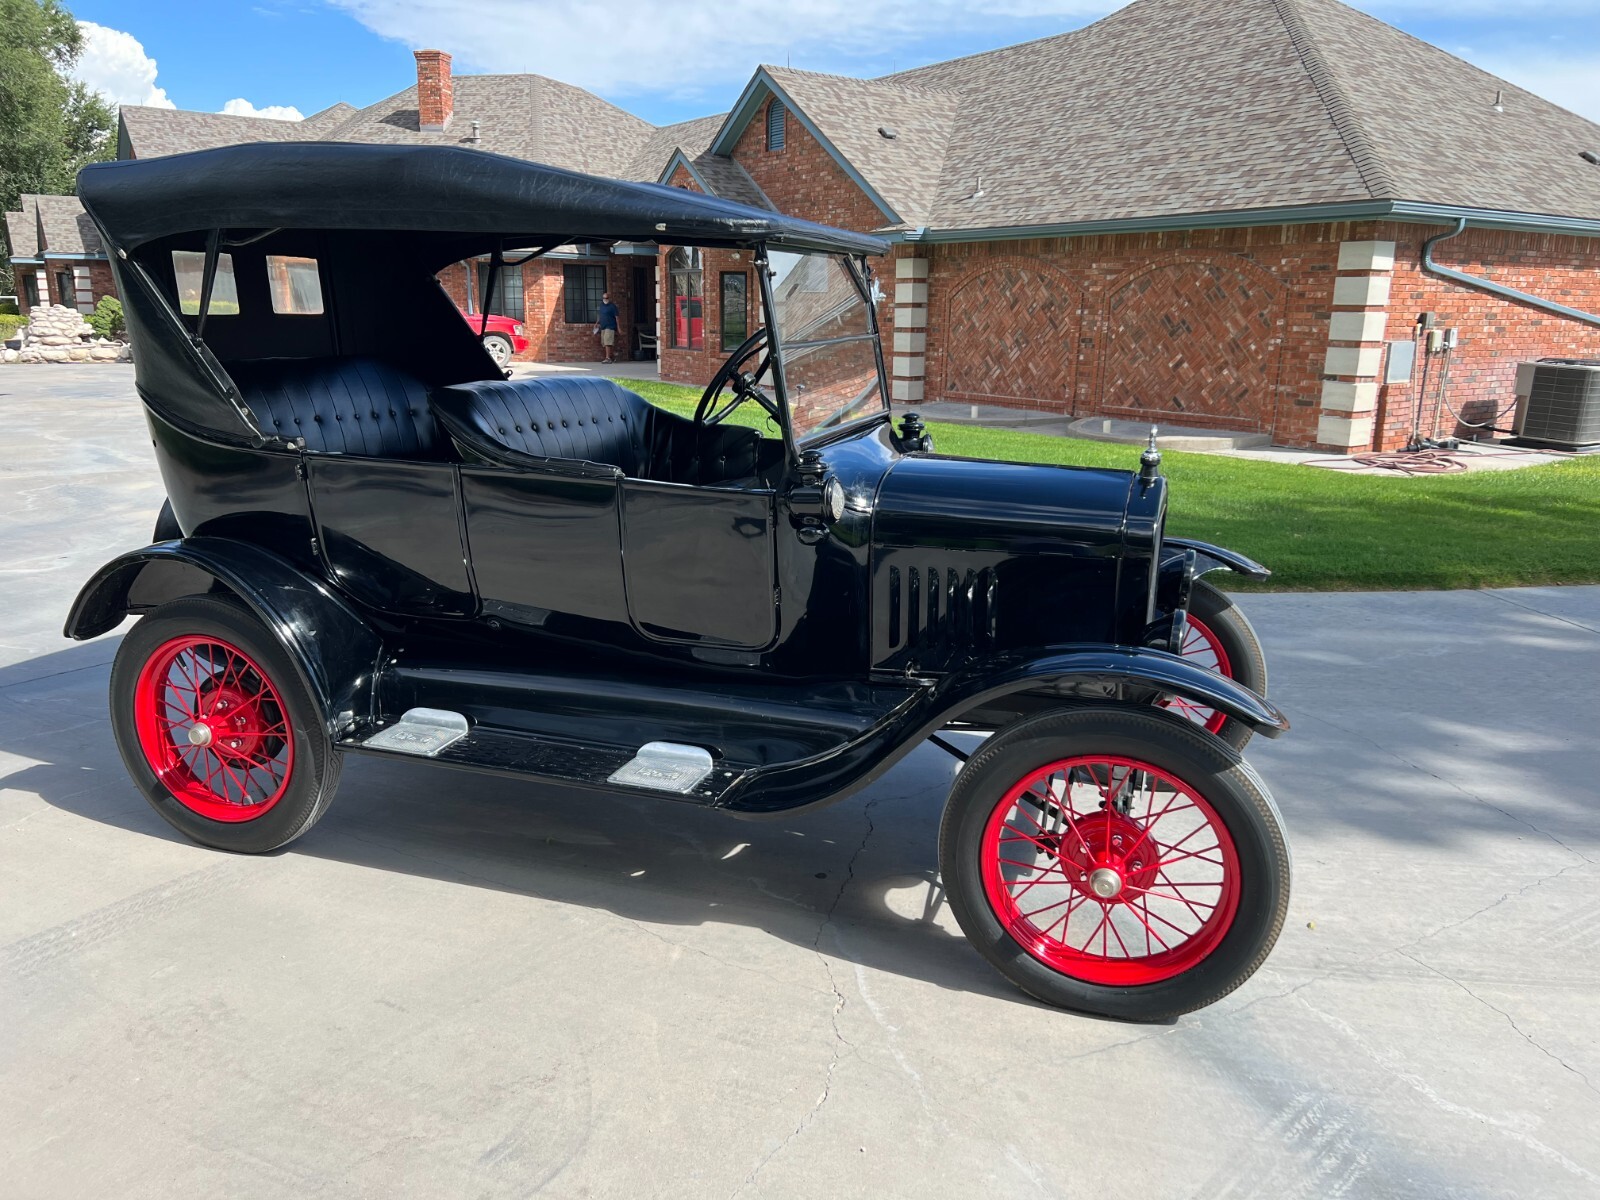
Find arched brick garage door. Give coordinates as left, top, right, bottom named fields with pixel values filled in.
left=1100, top=260, right=1284, bottom=433
left=942, top=263, right=1077, bottom=411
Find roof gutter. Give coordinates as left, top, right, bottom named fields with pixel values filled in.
left=1423, top=218, right=1600, bottom=329
left=889, top=201, right=1600, bottom=244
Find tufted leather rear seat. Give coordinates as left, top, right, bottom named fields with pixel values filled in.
left=430, top=376, right=763, bottom=486
left=227, top=356, right=447, bottom=459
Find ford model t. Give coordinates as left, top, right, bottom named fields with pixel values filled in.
left=66, top=144, right=1290, bottom=1021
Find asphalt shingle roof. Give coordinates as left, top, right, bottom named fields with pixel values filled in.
left=2, top=194, right=102, bottom=258
left=111, top=0, right=1600, bottom=238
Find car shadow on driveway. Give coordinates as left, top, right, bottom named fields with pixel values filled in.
left=5, top=639, right=1033, bottom=1009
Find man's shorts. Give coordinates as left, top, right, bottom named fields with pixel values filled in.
left=600, top=329, right=616, bottom=347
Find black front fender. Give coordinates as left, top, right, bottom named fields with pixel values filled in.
left=1164, top=536, right=1271, bottom=581
left=64, top=537, right=384, bottom=735
left=722, top=645, right=1287, bottom=815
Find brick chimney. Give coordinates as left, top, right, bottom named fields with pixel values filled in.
left=414, top=49, right=453, bottom=132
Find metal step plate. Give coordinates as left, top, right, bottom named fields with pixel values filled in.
left=607, top=741, right=716, bottom=794
left=359, top=708, right=470, bottom=757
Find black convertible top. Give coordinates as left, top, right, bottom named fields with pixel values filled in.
left=77, top=142, right=889, bottom=257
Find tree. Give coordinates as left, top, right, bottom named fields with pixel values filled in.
left=0, top=0, right=116, bottom=294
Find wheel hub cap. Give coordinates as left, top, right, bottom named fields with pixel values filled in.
left=187, top=722, right=213, bottom=747
left=1088, top=867, right=1123, bottom=899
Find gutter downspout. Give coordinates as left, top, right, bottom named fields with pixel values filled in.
left=1422, top=218, right=1600, bottom=328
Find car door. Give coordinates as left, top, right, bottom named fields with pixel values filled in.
left=619, top=479, right=778, bottom=650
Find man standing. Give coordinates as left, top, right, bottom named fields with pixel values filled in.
left=594, top=291, right=620, bottom=365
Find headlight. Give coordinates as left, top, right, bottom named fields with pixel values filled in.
left=513, top=323, right=525, bottom=335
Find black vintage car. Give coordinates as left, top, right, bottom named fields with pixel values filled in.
left=66, top=144, right=1290, bottom=1021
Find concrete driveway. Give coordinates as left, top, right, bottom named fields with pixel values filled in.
left=2, top=364, right=1597, bottom=1199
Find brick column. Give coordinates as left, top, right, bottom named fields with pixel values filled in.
left=892, top=257, right=928, bottom=403
left=1316, top=239, right=1395, bottom=449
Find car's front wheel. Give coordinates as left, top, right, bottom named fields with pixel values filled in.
left=110, top=594, right=341, bottom=853
left=482, top=332, right=514, bottom=368
left=1161, top=578, right=1268, bottom=750
left=940, top=707, right=1289, bottom=1021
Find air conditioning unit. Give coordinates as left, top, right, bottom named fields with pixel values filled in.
left=1513, top=359, right=1600, bottom=450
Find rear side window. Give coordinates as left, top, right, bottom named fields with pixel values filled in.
left=267, top=255, right=324, bottom=314
left=172, top=250, right=239, bottom=316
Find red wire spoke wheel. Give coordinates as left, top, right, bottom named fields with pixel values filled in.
left=939, top=708, right=1289, bottom=1020
left=979, top=755, right=1240, bottom=986
left=1156, top=579, right=1269, bottom=751
left=132, top=635, right=294, bottom=822
left=1161, top=615, right=1232, bottom=735
left=111, top=594, right=342, bottom=853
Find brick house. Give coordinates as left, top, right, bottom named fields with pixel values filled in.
left=64, top=0, right=1600, bottom=450
left=2, top=194, right=117, bottom=318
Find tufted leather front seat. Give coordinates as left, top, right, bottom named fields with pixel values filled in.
left=227, top=356, right=447, bottom=459
left=430, top=376, right=762, bottom=486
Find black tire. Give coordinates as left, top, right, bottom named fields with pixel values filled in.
left=482, top=333, right=513, bottom=368
left=110, top=594, right=342, bottom=853
left=1169, top=578, right=1269, bottom=751
left=939, top=707, right=1290, bottom=1021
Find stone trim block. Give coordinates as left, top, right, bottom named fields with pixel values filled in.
left=892, top=355, right=926, bottom=378
left=892, top=331, right=926, bottom=354
left=1332, top=275, right=1392, bottom=308
left=894, top=281, right=929, bottom=305
left=891, top=378, right=924, bottom=402
left=1336, top=240, right=1397, bottom=272
left=1319, top=380, right=1378, bottom=414
left=894, top=305, right=927, bottom=329
left=895, top=258, right=929, bottom=280
left=1328, top=311, right=1387, bottom=343
left=1317, top=413, right=1374, bottom=448
left=1323, top=345, right=1383, bottom=377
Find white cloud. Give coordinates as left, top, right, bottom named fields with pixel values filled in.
left=71, top=21, right=175, bottom=108
left=323, top=0, right=1119, bottom=94
left=222, top=98, right=306, bottom=121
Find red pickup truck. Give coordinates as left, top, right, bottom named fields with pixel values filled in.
left=456, top=308, right=528, bottom=367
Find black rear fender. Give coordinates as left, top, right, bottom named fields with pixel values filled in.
left=64, top=537, right=383, bottom=736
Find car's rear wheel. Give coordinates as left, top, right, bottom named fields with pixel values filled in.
left=1160, top=578, right=1267, bottom=750
left=110, top=594, right=341, bottom=853
left=482, top=333, right=513, bottom=368
left=940, top=707, right=1289, bottom=1021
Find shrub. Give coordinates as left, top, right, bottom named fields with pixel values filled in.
left=87, top=296, right=125, bottom=341
left=0, top=297, right=18, bottom=316
left=0, top=313, right=25, bottom=343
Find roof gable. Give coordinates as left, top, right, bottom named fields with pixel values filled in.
left=710, top=68, right=907, bottom=224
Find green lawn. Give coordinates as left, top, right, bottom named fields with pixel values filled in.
left=621, top=379, right=1600, bottom=592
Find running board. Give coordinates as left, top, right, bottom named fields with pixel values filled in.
left=342, top=719, right=746, bottom=805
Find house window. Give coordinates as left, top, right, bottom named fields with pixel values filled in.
left=171, top=250, right=240, bottom=316
left=54, top=270, right=72, bottom=305
left=266, top=255, right=324, bottom=314
left=766, top=100, right=786, bottom=151
left=720, top=272, right=748, bottom=351
left=563, top=264, right=607, bottom=324
left=476, top=261, right=525, bottom=320
left=669, top=247, right=703, bottom=350
left=21, top=275, right=38, bottom=308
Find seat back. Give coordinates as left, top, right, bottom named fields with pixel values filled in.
left=430, top=376, right=651, bottom=473
left=227, top=356, right=445, bottom=459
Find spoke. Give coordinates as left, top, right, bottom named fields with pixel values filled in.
left=1127, top=885, right=1217, bottom=915
left=1106, top=911, right=1135, bottom=959
left=1153, top=846, right=1224, bottom=870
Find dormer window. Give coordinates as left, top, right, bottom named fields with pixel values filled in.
left=766, top=100, right=786, bottom=151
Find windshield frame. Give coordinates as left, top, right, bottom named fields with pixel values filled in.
left=755, top=245, right=891, bottom=463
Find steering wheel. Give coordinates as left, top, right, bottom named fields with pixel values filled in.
left=694, top=328, right=780, bottom=427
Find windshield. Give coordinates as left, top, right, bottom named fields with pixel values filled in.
left=767, top=251, right=886, bottom=440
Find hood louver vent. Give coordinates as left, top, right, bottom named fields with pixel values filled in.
left=884, top=562, right=999, bottom=662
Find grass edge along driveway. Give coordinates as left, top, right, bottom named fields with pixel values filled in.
left=623, top=378, right=1600, bottom=593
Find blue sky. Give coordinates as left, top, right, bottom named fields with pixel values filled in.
left=66, top=0, right=1600, bottom=129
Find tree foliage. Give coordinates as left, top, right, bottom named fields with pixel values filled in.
left=0, top=0, right=116, bottom=293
